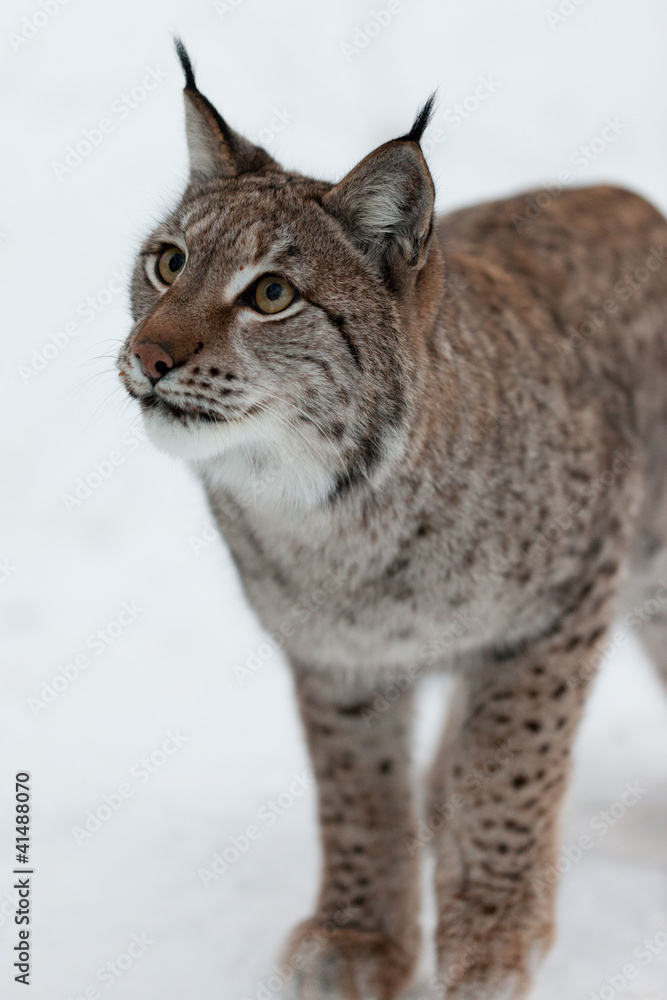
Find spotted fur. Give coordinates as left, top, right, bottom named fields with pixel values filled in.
left=117, top=42, right=667, bottom=1000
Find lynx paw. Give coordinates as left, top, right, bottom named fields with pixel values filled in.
left=436, top=930, right=551, bottom=1000
left=279, top=920, right=417, bottom=1000
left=439, top=971, right=525, bottom=1000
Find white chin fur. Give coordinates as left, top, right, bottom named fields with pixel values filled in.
left=142, top=405, right=337, bottom=508
left=141, top=408, right=258, bottom=461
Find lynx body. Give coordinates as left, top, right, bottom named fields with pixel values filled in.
left=118, top=43, right=667, bottom=999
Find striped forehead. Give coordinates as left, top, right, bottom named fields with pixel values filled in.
left=180, top=185, right=285, bottom=235
left=179, top=198, right=260, bottom=247
left=178, top=193, right=294, bottom=257
left=171, top=197, right=298, bottom=300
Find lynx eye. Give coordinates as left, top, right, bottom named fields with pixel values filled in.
left=253, top=274, right=295, bottom=314
left=155, top=245, right=186, bottom=285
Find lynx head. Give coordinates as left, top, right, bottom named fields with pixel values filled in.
left=118, top=40, right=439, bottom=507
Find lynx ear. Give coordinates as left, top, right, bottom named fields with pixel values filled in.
left=323, top=96, right=436, bottom=271
left=174, top=39, right=277, bottom=180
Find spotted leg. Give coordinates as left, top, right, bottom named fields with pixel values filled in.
left=282, top=667, right=421, bottom=1000
left=431, top=577, right=620, bottom=999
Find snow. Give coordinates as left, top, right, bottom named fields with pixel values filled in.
left=1, top=0, right=667, bottom=997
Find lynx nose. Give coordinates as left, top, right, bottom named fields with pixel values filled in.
left=134, top=340, right=174, bottom=383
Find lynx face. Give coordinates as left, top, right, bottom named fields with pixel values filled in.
left=118, top=44, right=436, bottom=507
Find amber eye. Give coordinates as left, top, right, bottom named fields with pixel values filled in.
left=253, top=274, right=295, bottom=314
left=155, top=245, right=186, bottom=285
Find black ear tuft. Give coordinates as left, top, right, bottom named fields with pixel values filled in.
left=173, top=36, right=238, bottom=151
left=173, top=36, right=278, bottom=180
left=174, top=37, right=196, bottom=91
left=397, top=93, right=437, bottom=145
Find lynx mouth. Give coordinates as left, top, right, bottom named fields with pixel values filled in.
left=140, top=393, right=224, bottom=425
left=138, top=391, right=266, bottom=462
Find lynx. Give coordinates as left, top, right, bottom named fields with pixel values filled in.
left=117, top=41, right=667, bottom=999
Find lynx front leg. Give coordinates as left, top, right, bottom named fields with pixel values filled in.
left=432, top=584, right=619, bottom=1000
left=282, top=668, right=420, bottom=1000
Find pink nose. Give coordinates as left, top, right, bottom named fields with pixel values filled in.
left=134, top=340, right=174, bottom=382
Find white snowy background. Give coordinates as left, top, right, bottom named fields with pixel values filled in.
left=1, top=1, right=667, bottom=998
